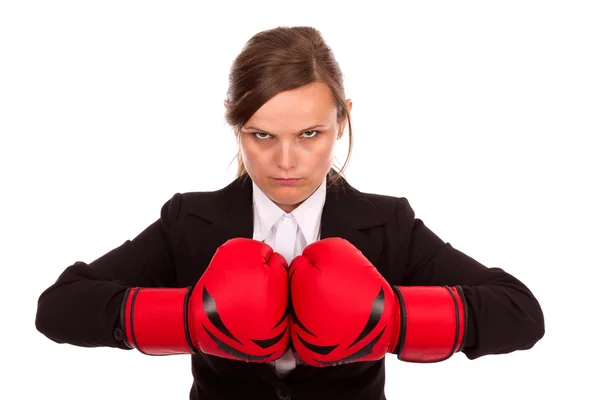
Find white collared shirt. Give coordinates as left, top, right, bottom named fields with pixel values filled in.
left=252, top=177, right=327, bottom=378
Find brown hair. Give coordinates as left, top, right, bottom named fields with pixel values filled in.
left=224, top=26, right=353, bottom=184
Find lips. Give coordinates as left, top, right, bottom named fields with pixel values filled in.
left=273, top=178, right=301, bottom=185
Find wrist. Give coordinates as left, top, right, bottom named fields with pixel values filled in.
left=391, top=285, right=467, bottom=362
left=122, top=286, right=195, bottom=355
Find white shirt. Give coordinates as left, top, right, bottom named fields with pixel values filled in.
left=252, top=177, right=327, bottom=378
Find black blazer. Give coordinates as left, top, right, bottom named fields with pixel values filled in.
left=35, top=172, right=545, bottom=400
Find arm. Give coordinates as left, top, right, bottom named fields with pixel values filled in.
left=396, top=197, right=545, bottom=360
left=35, top=193, right=182, bottom=350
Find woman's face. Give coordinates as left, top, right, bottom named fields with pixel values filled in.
left=239, top=81, right=351, bottom=213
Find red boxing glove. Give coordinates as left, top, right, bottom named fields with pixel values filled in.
left=289, top=237, right=467, bottom=367
left=121, top=238, right=290, bottom=363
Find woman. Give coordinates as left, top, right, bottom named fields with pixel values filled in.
left=35, top=26, right=545, bottom=400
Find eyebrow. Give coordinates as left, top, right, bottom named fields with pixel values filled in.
left=241, top=124, right=327, bottom=135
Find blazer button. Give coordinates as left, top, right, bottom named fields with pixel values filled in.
left=113, top=328, right=124, bottom=341
left=276, top=388, right=291, bottom=400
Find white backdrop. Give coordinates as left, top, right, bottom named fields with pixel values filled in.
left=2, top=1, right=598, bottom=399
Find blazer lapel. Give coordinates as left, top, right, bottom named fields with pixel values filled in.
left=185, top=174, right=254, bottom=251
left=319, top=173, right=386, bottom=264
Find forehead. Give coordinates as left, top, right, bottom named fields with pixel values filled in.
left=246, top=81, right=337, bottom=132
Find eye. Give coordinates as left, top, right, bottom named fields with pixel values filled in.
left=301, top=130, right=319, bottom=138
left=253, top=132, right=271, bottom=140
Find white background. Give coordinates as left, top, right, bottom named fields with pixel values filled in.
left=2, top=1, right=598, bottom=399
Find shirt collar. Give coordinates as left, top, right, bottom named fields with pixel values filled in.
left=252, top=176, right=327, bottom=244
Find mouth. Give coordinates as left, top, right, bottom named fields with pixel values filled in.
left=273, top=177, right=301, bottom=185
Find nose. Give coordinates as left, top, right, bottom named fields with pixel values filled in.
left=275, top=140, right=297, bottom=171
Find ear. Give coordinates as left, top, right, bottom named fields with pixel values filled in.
left=337, top=99, right=353, bottom=139
left=224, top=99, right=229, bottom=108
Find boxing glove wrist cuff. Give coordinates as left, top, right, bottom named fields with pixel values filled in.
left=391, top=285, right=468, bottom=362
left=121, top=286, right=196, bottom=355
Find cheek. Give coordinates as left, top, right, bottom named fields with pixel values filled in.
left=240, top=139, right=260, bottom=166
left=311, top=138, right=336, bottom=164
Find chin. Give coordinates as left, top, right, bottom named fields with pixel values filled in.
left=270, top=192, right=304, bottom=206
left=267, top=189, right=306, bottom=208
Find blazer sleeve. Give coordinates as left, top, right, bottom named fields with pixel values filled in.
left=396, top=197, right=545, bottom=360
left=35, top=193, right=183, bottom=350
